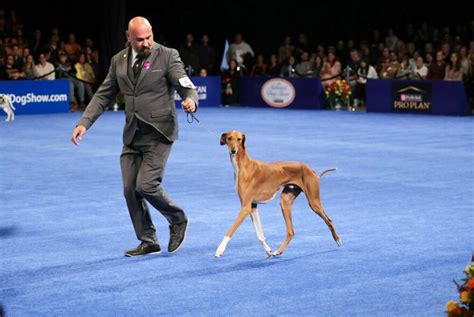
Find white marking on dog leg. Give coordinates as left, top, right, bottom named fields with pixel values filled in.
left=215, top=236, right=231, bottom=257
left=250, top=210, right=272, bottom=256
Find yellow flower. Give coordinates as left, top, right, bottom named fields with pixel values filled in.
left=465, top=264, right=474, bottom=275
left=460, top=291, right=471, bottom=303
left=446, top=300, right=459, bottom=313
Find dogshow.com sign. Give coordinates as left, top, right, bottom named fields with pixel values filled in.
left=260, top=78, right=296, bottom=108
left=0, top=79, right=69, bottom=115
left=392, top=82, right=432, bottom=113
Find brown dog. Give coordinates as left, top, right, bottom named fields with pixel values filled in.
left=215, top=130, right=341, bottom=258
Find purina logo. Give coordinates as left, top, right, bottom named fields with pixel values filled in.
left=261, top=78, right=296, bottom=108
left=392, top=84, right=432, bottom=113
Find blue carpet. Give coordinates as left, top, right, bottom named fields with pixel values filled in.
left=0, top=108, right=473, bottom=316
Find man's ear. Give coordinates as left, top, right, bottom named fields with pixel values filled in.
left=241, top=134, right=246, bottom=149
left=220, top=133, right=227, bottom=145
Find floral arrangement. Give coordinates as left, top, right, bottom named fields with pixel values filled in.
left=446, top=262, right=474, bottom=317
left=324, top=79, right=351, bottom=105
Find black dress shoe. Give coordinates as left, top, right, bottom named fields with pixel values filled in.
left=124, top=242, right=161, bottom=257
left=168, top=218, right=189, bottom=253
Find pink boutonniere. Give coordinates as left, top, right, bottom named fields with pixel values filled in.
left=143, top=61, right=151, bottom=70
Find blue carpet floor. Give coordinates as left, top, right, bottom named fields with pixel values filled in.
left=0, top=107, right=473, bottom=316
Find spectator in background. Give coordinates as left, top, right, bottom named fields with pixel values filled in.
left=57, top=52, right=85, bottom=111
left=294, top=33, right=310, bottom=60
left=444, top=52, right=463, bottom=81
left=459, top=46, right=471, bottom=77
left=199, top=68, right=208, bottom=77
left=278, top=36, right=294, bottom=64
left=427, top=51, right=446, bottom=80
left=353, top=58, right=378, bottom=109
left=267, top=53, right=280, bottom=77
left=198, top=34, right=216, bottom=74
left=380, top=51, right=400, bottom=79
left=221, top=59, right=241, bottom=106
left=179, top=33, right=200, bottom=76
left=397, top=55, right=412, bottom=79
left=21, top=54, right=36, bottom=80
left=411, top=56, right=428, bottom=80
left=227, top=33, right=254, bottom=69
left=74, top=52, right=95, bottom=100
left=2, top=54, right=21, bottom=79
left=295, top=52, right=312, bottom=77
left=251, top=53, right=268, bottom=76
left=34, top=53, right=55, bottom=80
left=311, top=55, right=323, bottom=78
left=385, top=28, right=399, bottom=51
left=64, top=33, right=81, bottom=62
left=280, top=55, right=297, bottom=77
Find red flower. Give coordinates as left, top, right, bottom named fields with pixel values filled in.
left=467, top=277, right=474, bottom=290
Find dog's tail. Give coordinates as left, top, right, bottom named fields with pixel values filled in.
left=319, top=168, right=336, bottom=177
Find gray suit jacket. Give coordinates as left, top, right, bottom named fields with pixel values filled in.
left=77, top=42, right=198, bottom=145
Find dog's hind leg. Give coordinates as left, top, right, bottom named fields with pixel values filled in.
left=215, top=202, right=252, bottom=257
left=303, top=178, right=341, bottom=246
left=273, top=185, right=302, bottom=256
left=249, top=202, right=273, bottom=257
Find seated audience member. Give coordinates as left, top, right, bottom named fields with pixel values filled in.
left=311, top=55, right=323, bottom=78
left=34, top=53, right=55, bottom=80
left=267, top=53, right=280, bottom=77
left=21, top=54, right=36, bottom=80
left=2, top=54, right=21, bottom=79
left=353, top=59, right=378, bottom=108
left=397, top=55, right=412, bottom=79
left=57, top=52, right=85, bottom=111
left=75, top=52, right=96, bottom=100
left=427, top=51, right=446, bottom=80
left=380, top=51, right=400, bottom=79
left=251, top=53, right=268, bottom=76
left=295, top=52, right=313, bottom=77
left=411, top=56, right=428, bottom=80
left=221, top=59, right=241, bottom=106
left=444, top=52, right=463, bottom=81
left=199, top=68, right=208, bottom=77
left=279, top=56, right=297, bottom=77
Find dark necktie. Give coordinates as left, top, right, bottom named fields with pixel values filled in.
left=133, top=56, right=143, bottom=79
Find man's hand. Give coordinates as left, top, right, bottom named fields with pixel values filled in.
left=71, top=125, right=86, bottom=145
left=181, top=98, right=196, bottom=113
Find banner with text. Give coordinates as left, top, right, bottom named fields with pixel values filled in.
left=175, top=76, right=221, bottom=107
left=0, top=79, right=69, bottom=114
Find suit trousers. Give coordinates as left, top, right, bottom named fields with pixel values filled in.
left=120, top=128, right=186, bottom=244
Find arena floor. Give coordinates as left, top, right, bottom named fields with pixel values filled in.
left=0, top=107, right=472, bottom=316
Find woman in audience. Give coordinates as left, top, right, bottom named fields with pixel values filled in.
left=444, top=52, right=463, bottom=81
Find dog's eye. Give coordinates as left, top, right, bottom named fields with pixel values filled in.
left=227, top=137, right=232, bottom=141
left=237, top=138, right=241, bottom=141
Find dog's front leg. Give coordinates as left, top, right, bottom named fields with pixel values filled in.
left=250, top=205, right=273, bottom=257
left=215, top=204, right=251, bottom=258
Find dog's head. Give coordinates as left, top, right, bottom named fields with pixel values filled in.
left=220, top=130, right=245, bottom=155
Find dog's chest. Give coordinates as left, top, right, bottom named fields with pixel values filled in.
left=231, top=156, right=239, bottom=192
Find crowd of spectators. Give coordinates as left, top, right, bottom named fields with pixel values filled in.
left=0, top=5, right=472, bottom=110
left=0, top=8, right=100, bottom=111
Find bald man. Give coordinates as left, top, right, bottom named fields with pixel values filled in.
left=72, top=17, right=198, bottom=257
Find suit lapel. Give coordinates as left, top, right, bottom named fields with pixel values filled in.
left=121, top=47, right=134, bottom=87
left=135, top=42, right=161, bottom=88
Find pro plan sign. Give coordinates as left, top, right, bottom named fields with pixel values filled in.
left=261, top=78, right=296, bottom=108
left=392, top=83, right=432, bottom=113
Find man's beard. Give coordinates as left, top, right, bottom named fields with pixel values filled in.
left=137, top=46, right=151, bottom=59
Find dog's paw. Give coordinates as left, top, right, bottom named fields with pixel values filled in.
left=336, top=239, right=342, bottom=247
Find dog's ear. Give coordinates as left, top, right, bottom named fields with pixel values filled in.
left=220, top=133, right=227, bottom=145
left=241, top=134, right=246, bottom=149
